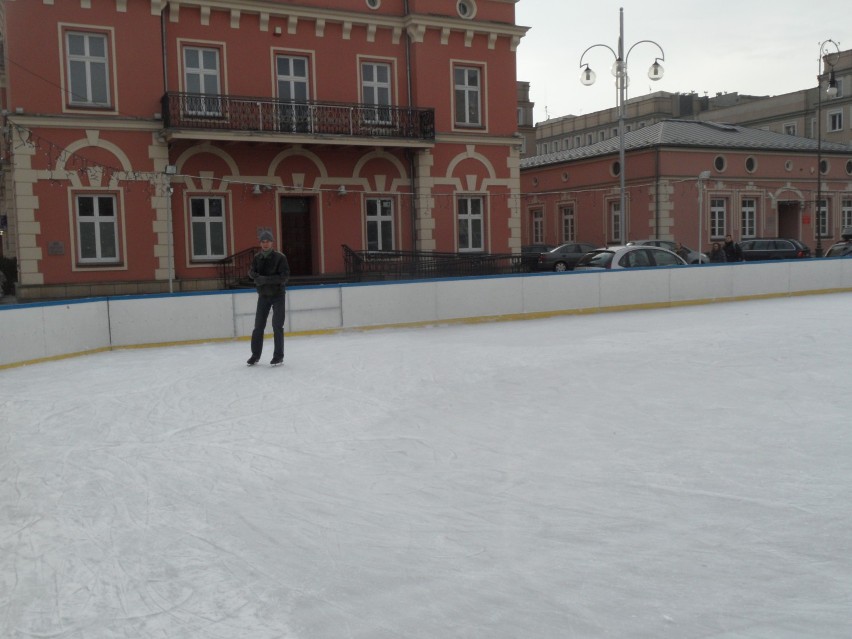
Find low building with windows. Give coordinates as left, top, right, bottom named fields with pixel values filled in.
left=520, top=120, right=852, bottom=256
left=0, top=0, right=527, bottom=300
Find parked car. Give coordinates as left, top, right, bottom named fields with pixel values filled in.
left=627, top=239, right=708, bottom=264
left=574, top=245, right=687, bottom=270
left=824, top=228, right=852, bottom=257
left=521, top=243, right=555, bottom=270
left=738, top=238, right=811, bottom=261
left=535, top=242, right=598, bottom=271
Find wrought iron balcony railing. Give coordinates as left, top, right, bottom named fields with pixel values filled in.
left=162, top=92, right=435, bottom=141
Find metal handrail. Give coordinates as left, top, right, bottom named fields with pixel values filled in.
left=162, top=92, right=435, bottom=141
left=343, top=245, right=525, bottom=281
left=219, top=246, right=258, bottom=289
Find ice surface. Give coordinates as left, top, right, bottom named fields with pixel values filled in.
left=2, top=294, right=852, bottom=638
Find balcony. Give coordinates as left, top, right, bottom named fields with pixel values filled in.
left=161, top=92, right=435, bottom=146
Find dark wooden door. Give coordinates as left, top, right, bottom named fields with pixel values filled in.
left=280, top=197, right=312, bottom=275
left=777, top=200, right=800, bottom=239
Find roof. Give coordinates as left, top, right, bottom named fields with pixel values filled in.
left=521, top=119, right=852, bottom=170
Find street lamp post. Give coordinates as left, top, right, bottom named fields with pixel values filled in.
left=579, top=7, right=664, bottom=245
left=815, top=39, right=840, bottom=257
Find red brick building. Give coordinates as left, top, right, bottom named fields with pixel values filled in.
left=0, top=0, right=527, bottom=300
left=521, top=120, right=852, bottom=255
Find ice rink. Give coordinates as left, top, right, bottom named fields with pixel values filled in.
left=2, top=293, right=852, bottom=638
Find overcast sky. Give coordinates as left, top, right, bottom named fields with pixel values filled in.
left=515, top=1, right=849, bottom=124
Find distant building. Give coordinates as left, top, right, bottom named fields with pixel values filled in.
left=516, top=81, right=535, bottom=159
left=528, top=48, right=852, bottom=157
left=520, top=120, right=852, bottom=255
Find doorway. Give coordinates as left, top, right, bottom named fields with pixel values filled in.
left=777, top=200, right=801, bottom=238
left=280, top=197, right=313, bottom=276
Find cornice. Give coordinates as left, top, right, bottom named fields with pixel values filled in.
left=152, top=0, right=527, bottom=50
left=8, top=114, right=162, bottom=132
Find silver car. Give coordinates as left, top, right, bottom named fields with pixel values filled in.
left=574, top=245, right=687, bottom=270
left=824, top=227, right=852, bottom=258
left=627, top=239, right=708, bottom=264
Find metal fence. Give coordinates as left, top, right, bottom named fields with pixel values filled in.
left=343, top=245, right=525, bottom=282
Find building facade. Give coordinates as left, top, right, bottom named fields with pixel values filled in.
left=532, top=49, right=852, bottom=158
left=521, top=120, right=852, bottom=256
left=0, top=0, right=527, bottom=300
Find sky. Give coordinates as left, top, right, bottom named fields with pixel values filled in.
left=3, top=293, right=852, bottom=637
left=515, top=0, right=850, bottom=124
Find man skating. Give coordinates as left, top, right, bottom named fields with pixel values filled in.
left=247, top=230, right=290, bottom=366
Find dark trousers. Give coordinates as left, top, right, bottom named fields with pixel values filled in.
left=251, top=293, right=285, bottom=359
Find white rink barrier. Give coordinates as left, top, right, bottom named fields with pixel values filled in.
left=3, top=258, right=852, bottom=368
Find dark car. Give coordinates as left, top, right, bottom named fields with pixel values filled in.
left=739, top=238, right=811, bottom=261
left=520, top=243, right=555, bottom=270
left=824, top=227, right=852, bottom=258
left=535, top=242, right=598, bottom=271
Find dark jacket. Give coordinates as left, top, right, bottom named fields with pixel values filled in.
left=249, top=249, right=290, bottom=297
left=709, top=247, right=727, bottom=263
left=723, top=240, right=743, bottom=262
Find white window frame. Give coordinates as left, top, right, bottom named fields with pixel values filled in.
left=76, top=194, right=119, bottom=263
left=458, top=196, right=484, bottom=251
left=610, top=201, right=622, bottom=244
left=710, top=198, right=727, bottom=239
left=276, top=55, right=310, bottom=102
left=741, top=198, right=757, bottom=238
left=66, top=31, right=110, bottom=107
left=190, top=196, right=227, bottom=260
left=828, top=109, right=843, bottom=132
left=783, top=122, right=797, bottom=136
left=361, top=61, right=392, bottom=124
left=183, top=46, right=222, bottom=115
left=532, top=210, right=544, bottom=244
left=842, top=198, right=852, bottom=229
left=454, top=66, right=481, bottom=127
left=276, top=54, right=311, bottom=132
left=816, top=199, right=830, bottom=238
left=366, top=197, right=394, bottom=251
left=560, top=205, right=575, bottom=242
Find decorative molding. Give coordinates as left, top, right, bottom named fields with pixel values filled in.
left=407, top=24, right=426, bottom=43
left=143, top=2, right=528, bottom=49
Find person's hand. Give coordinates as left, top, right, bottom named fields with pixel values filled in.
left=254, top=275, right=268, bottom=284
